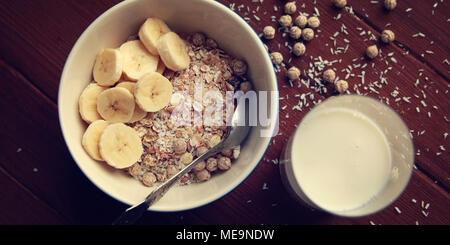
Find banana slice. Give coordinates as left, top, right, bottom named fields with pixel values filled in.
left=120, top=40, right=159, bottom=81
left=93, top=48, right=123, bottom=86
left=99, top=123, right=144, bottom=169
left=97, top=87, right=135, bottom=123
left=156, top=57, right=166, bottom=74
left=79, top=83, right=107, bottom=123
left=135, top=72, right=173, bottom=112
left=82, top=120, right=109, bottom=161
left=138, top=18, right=171, bottom=56
left=157, top=32, right=190, bottom=71
left=116, top=81, right=148, bottom=123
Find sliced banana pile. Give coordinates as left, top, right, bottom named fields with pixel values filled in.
left=78, top=17, right=190, bottom=169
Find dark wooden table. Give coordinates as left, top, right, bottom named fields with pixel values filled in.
left=0, top=0, right=448, bottom=225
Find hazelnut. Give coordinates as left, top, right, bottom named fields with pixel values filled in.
left=195, top=169, right=211, bottom=182
left=294, top=15, right=308, bottom=28
left=293, top=42, right=306, bottom=56
left=284, top=1, right=297, bottom=14
left=384, top=0, right=397, bottom=10
left=270, top=52, right=283, bottom=65
left=307, top=16, right=320, bottom=29
left=142, top=172, right=156, bottom=187
left=180, top=152, right=193, bottom=165
left=333, top=0, right=347, bottom=9
left=128, top=163, right=142, bottom=177
left=335, top=80, right=349, bottom=94
left=193, top=161, right=206, bottom=172
left=289, top=26, right=302, bottom=39
left=302, top=28, right=315, bottom=41
left=263, top=26, right=276, bottom=40
left=366, top=45, right=379, bottom=59
left=192, top=32, right=205, bottom=46
left=196, top=146, right=208, bottom=156
left=323, top=69, right=336, bottom=83
left=206, top=157, right=218, bottom=172
left=279, top=15, right=292, bottom=27
left=218, top=156, right=232, bottom=170
left=381, top=30, right=395, bottom=43
left=173, top=139, right=187, bottom=154
left=287, top=66, right=301, bottom=80
left=240, top=81, right=253, bottom=93
left=231, top=59, right=247, bottom=76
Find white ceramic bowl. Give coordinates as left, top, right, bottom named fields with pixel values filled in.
left=59, top=0, right=278, bottom=211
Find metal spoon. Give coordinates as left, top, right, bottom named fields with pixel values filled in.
left=112, top=100, right=250, bottom=225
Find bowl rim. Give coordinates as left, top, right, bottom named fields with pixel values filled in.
left=58, top=0, right=279, bottom=212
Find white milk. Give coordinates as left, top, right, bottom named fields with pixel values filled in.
left=291, top=108, right=392, bottom=212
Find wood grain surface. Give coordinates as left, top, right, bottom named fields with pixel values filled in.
left=0, top=0, right=448, bottom=225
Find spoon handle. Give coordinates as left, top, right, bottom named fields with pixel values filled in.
left=112, top=146, right=219, bottom=225
left=112, top=200, right=151, bottom=225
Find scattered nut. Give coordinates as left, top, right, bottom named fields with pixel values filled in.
left=180, top=152, right=193, bottom=165
left=335, top=80, right=349, bottom=94
left=231, top=59, right=247, bottom=76
left=279, top=15, right=292, bottom=27
left=366, top=45, right=379, bottom=59
left=270, top=52, right=283, bottom=65
left=323, top=69, right=336, bottom=83
left=206, top=157, right=218, bottom=172
left=173, top=139, right=187, bottom=154
left=307, top=16, right=320, bottom=29
left=206, top=38, right=218, bottom=49
left=217, top=156, right=232, bottom=170
left=193, top=161, right=206, bottom=172
left=287, top=66, right=301, bottom=80
left=195, top=169, right=211, bottom=182
left=240, top=81, right=253, bottom=93
left=294, top=15, right=308, bottom=28
left=333, top=0, right=347, bottom=9
left=263, top=26, right=276, bottom=40
left=381, top=30, right=395, bottom=43
left=192, top=33, right=205, bottom=46
left=302, top=28, right=315, bottom=41
left=384, top=0, right=397, bottom=10
left=284, top=1, right=297, bottom=14
left=293, top=42, right=306, bottom=56
left=289, top=26, right=302, bottom=39
left=142, top=172, right=156, bottom=187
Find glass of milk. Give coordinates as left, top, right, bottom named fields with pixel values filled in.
left=280, top=95, right=414, bottom=217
